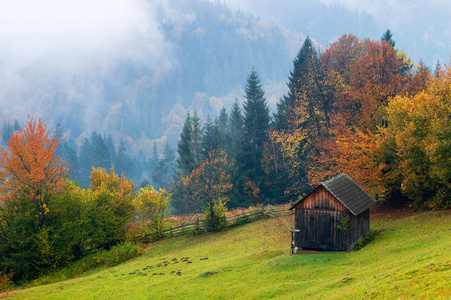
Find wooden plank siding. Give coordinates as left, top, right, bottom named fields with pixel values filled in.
left=293, top=186, right=370, bottom=251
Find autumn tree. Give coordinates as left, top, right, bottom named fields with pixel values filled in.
left=0, top=117, right=67, bottom=225
left=0, top=117, right=87, bottom=282
left=132, top=186, right=171, bottom=239
left=379, top=67, right=450, bottom=208
left=87, top=167, right=135, bottom=249
left=179, top=150, right=233, bottom=231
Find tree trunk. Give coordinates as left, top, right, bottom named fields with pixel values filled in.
left=210, top=203, right=215, bottom=231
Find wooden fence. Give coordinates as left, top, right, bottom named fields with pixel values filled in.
left=154, top=205, right=294, bottom=239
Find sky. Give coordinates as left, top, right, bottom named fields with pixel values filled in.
left=0, top=0, right=170, bottom=85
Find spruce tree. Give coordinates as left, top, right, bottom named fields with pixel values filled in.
left=242, top=68, right=270, bottom=196
left=115, top=139, right=134, bottom=180
left=176, top=112, right=193, bottom=176
left=162, top=139, right=176, bottom=184
left=215, top=107, right=229, bottom=151
left=79, top=138, right=93, bottom=188
left=274, top=37, right=317, bottom=131
left=150, top=143, right=159, bottom=177
left=202, top=116, right=219, bottom=159
left=227, top=99, right=243, bottom=162
left=90, top=132, right=111, bottom=170
left=191, top=111, right=203, bottom=166
left=381, top=29, right=395, bottom=47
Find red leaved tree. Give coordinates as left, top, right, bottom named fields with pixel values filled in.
left=0, top=117, right=67, bottom=225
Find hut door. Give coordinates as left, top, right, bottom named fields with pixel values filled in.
left=316, top=213, right=333, bottom=250
left=299, top=209, right=335, bottom=250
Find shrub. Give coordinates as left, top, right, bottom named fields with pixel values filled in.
left=204, top=200, right=227, bottom=231
left=131, top=186, right=171, bottom=240
left=0, top=271, right=12, bottom=291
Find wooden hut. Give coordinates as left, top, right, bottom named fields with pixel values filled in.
left=290, top=174, right=376, bottom=251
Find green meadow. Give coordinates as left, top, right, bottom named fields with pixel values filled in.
left=2, top=209, right=450, bottom=299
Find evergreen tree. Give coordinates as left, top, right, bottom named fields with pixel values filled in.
left=90, top=132, right=111, bottom=170
left=274, top=37, right=317, bottom=131
left=227, top=99, right=243, bottom=162
left=105, top=135, right=117, bottom=165
left=115, top=139, right=134, bottom=180
left=215, top=107, right=229, bottom=150
left=202, top=116, right=219, bottom=159
left=241, top=68, right=270, bottom=202
left=381, top=29, right=395, bottom=47
left=152, top=159, right=166, bottom=189
left=191, top=111, right=203, bottom=166
left=150, top=142, right=159, bottom=177
left=55, top=125, right=79, bottom=183
left=79, top=138, right=93, bottom=188
left=13, top=119, right=20, bottom=132
left=434, top=60, right=441, bottom=78
left=162, top=139, right=176, bottom=184
left=176, top=112, right=193, bottom=176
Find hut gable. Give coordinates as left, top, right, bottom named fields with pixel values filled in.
left=290, top=174, right=376, bottom=215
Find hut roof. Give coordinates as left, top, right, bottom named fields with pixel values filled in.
left=290, top=173, right=376, bottom=215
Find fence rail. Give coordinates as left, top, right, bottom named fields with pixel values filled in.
left=144, top=205, right=294, bottom=239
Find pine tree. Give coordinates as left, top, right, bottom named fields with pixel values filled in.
left=381, top=29, right=395, bottom=47
left=162, top=139, right=175, bottom=184
left=176, top=112, right=193, bottom=176
left=150, top=142, right=159, bottom=177
left=90, top=132, right=111, bottom=170
left=202, top=116, right=219, bottom=159
left=241, top=68, right=270, bottom=199
left=226, top=99, right=245, bottom=208
left=215, top=107, right=228, bottom=151
left=274, top=37, right=317, bottom=131
left=115, top=139, right=134, bottom=180
left=191, top=111, right=203, bottom=166
left=79, top=138, right=93, bottom=188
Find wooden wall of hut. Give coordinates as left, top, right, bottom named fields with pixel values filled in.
left=293, top=186, right=369, bottom=251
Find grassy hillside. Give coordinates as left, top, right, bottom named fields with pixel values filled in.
left=2, top=208, right=450, bottom=299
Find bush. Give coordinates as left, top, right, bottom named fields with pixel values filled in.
left=0, top=271, right=12, bottom=291
left=204, top=200, right=227, bottom=231
left=131, top=186, right=170, bottom=241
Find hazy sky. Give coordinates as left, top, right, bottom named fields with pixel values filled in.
left=0, top=0, right=169, bottom=81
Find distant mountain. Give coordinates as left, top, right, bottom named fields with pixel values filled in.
left=0, top=0, right=303, bottom=154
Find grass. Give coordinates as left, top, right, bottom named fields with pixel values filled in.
left=1, top=208, right=450, bottom=299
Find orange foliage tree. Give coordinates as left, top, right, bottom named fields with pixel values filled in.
left=179, top=150, right=233, bottom=230
left=0, top=117, right=67, bottom=226
left=271, top=34, right=431, bottom=198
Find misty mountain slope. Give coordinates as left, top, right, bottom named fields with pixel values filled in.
left=0, top=0, right=303, bottom=150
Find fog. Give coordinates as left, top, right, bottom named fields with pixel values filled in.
left=0, top=0, right=168, bottom=75
left=225, top=0, right=451, bottom=65
left=0, top=0, right=172, bottom=126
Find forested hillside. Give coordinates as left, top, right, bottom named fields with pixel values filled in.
left=170, top=32, right=450, bottom=216
left=0, top=0, right=305, bottom=188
